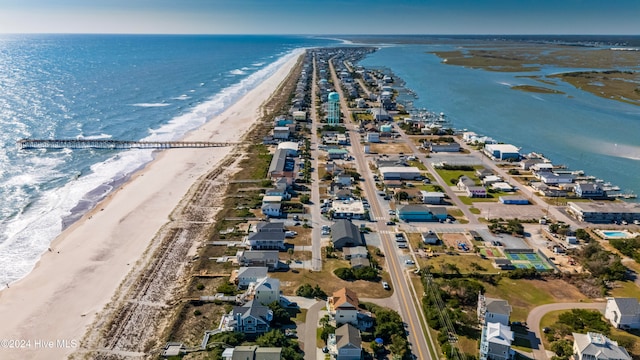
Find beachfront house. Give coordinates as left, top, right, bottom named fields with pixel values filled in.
left=573, top=332, right=631, bottom=360
left=236, top=250, right=281, bottom=271
left=261, top=196, right=283, bottom=218
left=605, top=297, right=640, bottom=329
left=247, top=222, right=286, bottom=250
left=236, top=267, right=268, bottom=289
left=228, top=300, right=273, bottom=337
left=253, top=277, right=280, bottom=306
left=222, top=346, right=282, bottom=360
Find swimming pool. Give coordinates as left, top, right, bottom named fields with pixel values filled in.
left=596, top=230, right=636, bottom=239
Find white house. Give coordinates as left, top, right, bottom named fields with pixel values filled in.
left=261, top=195, right=283, bottom=218
left=537, top=172, right=574, bottom=185
left=605, top=297, right=640, bottom=329
left=478, top=294, right=511, bottom=326
left=236, top=267, right=268, bottom=289
left=273, top=126, right=290, bottom=140
left=482, top=175, right=503, bottom=186
left=253, top=277, right=280, bottom=306
left=328, top=288, right=360, bottom=326
left=366, top=132, right=380, bottom=143
left=277, top=141, right=299, bottom=156
left=480, top=322, right=514, bottom=360
left=573, top=332, right=631, bottom=360
left=420, top=191, right=446, bottom=204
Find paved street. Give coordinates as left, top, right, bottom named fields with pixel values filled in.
left=327, top=58, right=436, bottom=360
left=526, top=302, right=606, bottom=360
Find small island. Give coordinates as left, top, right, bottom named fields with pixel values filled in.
left=511, top=84, right=565, bottom=94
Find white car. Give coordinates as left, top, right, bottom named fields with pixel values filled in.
left=405, top=259, right=415, bottom=265
left=382, top=281, right=390, bottom=290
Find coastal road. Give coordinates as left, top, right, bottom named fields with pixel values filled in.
left=526, top=302, right=606, bottom=360
left=329, top=59, right=435, bottom=360
left=308, top=53, right=329, bottom=272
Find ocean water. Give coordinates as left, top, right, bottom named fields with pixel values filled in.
left=358, top=42, right=640, bottom=197
left=0, top=34, right=336, bottom=287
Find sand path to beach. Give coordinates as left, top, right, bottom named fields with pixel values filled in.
left=0, top=50, right=302, bottom=360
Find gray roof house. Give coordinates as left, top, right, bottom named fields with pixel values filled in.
left=334, top=323, right=362, bottom=360
left=573, top=332, right=631, bottom=360
left=478, top=294, right=511, bottom=326
left=605, top=297, right=640, bottom=329
left=229, top=300, right=273, bottom=337
left=236, top=267, right=268, bottom=289
left=247, top=222, right=286, bottom=250
left=236, top=250, right=281, bottom=270
left=331, top=219, right=363, bottom=250
left=224, top=345, right=283, bottom=360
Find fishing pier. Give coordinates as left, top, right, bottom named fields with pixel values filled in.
left=18, top=139, right=238, bottom=150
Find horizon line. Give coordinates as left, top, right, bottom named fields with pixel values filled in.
left=0, top=32, right=638, bottom=37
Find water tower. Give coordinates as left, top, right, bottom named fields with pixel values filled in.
left=327, top=92, right=340, bottom=125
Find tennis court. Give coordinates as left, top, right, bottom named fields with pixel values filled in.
left=505, top=252, right=552, bottom=270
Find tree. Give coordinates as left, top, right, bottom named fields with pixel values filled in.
left=267, top=301, right=291, bottom=325
left=300, top=194, right=310, bottom=204
left=296, top=283, right=314, bottom=298
left=256, top=329, right=288, bottom=347
left=575, top=228, right=591, bottom=241
left=334, top=267, right=356, bottom=280
left=550, top=339, right=574, bottom=360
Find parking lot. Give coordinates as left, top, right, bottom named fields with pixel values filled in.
left=474, top=202, right=545, bottom=221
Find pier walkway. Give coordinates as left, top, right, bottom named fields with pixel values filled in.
left=18, top=139, right=238, bottom=150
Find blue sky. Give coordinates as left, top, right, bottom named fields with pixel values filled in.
left=0, top=0, right=638, bottom=35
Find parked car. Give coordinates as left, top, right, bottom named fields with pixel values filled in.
left=405, top=259, right=415, bottom=265
left=382, top=281, right=390, bottom=290
left=386, top=221, right=395, bottom=225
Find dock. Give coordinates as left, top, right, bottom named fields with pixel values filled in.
left=17, top=139, right=239, bottom=150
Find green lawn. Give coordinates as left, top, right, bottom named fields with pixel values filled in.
left=610, top=280, right=640, bottom=298
left=459, top=195, right=499, bottom=205
left=436, top=169, right=478, bottom=186
left=484, top=279, right=558, bottom=321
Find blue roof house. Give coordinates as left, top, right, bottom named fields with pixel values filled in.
left=398, top=205, right=448, bottom=222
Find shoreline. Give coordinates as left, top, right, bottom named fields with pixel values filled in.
left=0, top=49, right=304, bottom=360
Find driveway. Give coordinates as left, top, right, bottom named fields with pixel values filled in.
left=295, top=299, right=324, bottom=360
left=526, top=302, right=606, bottom=360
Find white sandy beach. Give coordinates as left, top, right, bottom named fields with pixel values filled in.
left=0, top=51, right=302, bottom=360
